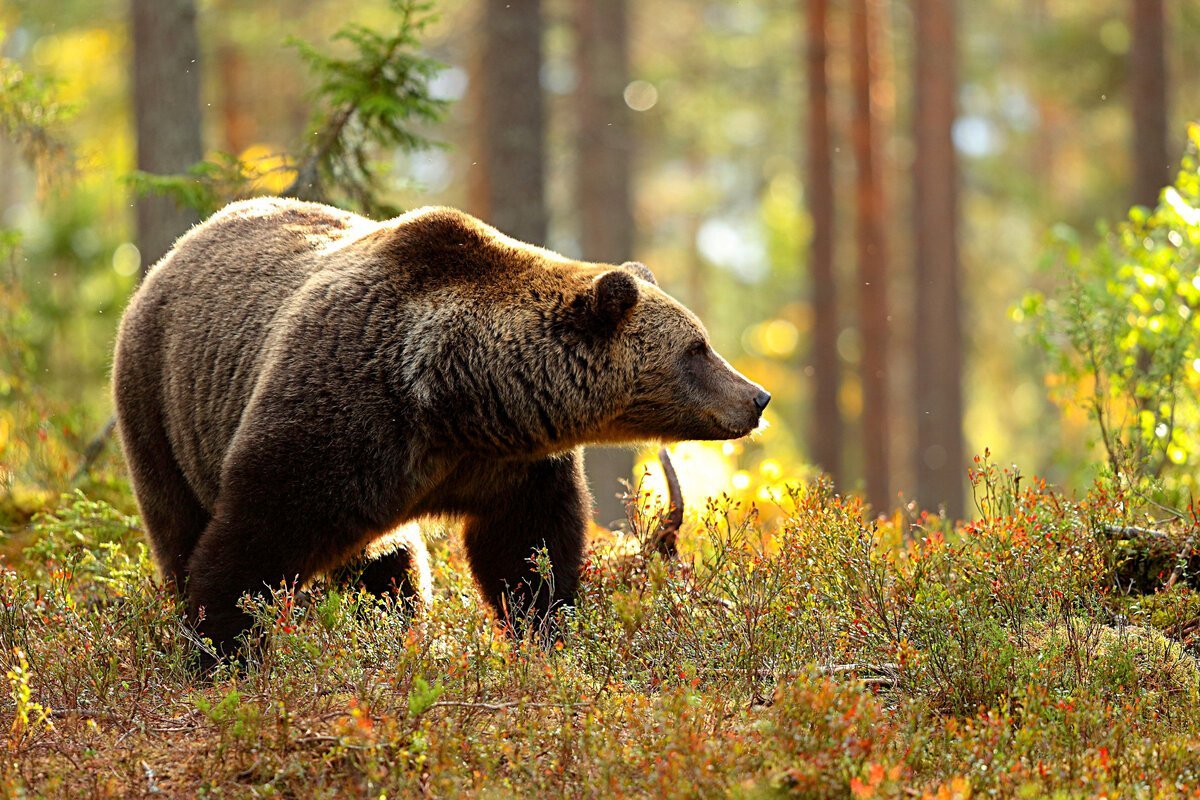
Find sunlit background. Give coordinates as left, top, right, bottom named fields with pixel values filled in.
left=2, top=0, right=1199, bottom=526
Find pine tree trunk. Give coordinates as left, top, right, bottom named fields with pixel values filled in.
left=912, top=0, right=965, bottom=519
left=805, top=0, right=842, bottom=486
left=575, top=0, right=636, bottom=527
left=130, top=0, right=204, bottom=275
left=471, top=0, right=547, bottom=245
left=1130, top=0, right=1170, bottom=207
left=217, top=41, right=252, bottom=156
left=851, top=0, right=890, bottom=514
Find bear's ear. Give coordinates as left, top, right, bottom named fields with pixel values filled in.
left=621, top=261, right=657, bottom=286
left=591, top=270, right=640, bottom=328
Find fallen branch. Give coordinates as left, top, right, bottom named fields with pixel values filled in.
left=48, top=707, right=123, bottom=722
left=429, top=699, right=592, bottom=713
left=1100, top=524, right=1169, bottom=541
left=700, top=663, right=901, bottom=688
left=651, top=447, right=683, bottom=559
left=818, top=662, right=900, bottom=675
left=1099, top=524, right=1200, bottom=593
left=71, top=414, right=116, bottom=483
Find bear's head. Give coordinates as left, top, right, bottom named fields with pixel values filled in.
left=391, top=209, right=769, bottom=455
left=581, top=262, right=770, bottom=445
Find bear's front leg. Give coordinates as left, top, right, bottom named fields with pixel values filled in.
left=461, top=451, right=589, bottom=640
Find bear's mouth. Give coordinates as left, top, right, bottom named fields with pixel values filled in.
left=706, top=411, right=764, bottom=441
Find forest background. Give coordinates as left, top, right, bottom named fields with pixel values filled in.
left=7, top=2, right=1200, bottom=796
left=3, top=0, right=1200, bottom=526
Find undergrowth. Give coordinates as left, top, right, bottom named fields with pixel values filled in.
left=2, top=458, right=1200, bottom=797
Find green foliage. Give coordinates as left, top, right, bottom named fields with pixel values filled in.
left=406, top=675, right=443, bottom=717
left=193, top=687, right=263, bottom=748
left=1023, top=124, right=1200, bottom=503
left=286, top=0, right=447, bottom=215
left=20, top=490, right=147, bottom=588
left=0, top=33, right=91, bottom=514
left=0, top=235, right=94, bottom=515
left=125, top=152, right=284, bottom=219
left=130, top=0, right=448, bottom=218
left=0, top=24, right=71, bottom=190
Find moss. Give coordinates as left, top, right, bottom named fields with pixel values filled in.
left=1026, top=618, right=1200, bottom=706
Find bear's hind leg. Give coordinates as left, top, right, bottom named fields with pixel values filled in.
left=115, top=389, right=210, bottom=592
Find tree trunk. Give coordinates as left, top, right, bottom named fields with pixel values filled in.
left=1029, top=0, right=1059, bottom=210
left=575, top=0, right=636, bottom=527
left=0, top=138, right=16, bottom=216
left=1130, top=0, right=1170, bottom=207
left=217, top=41, right=253, bottom=156
left=805, top=0, right=842, bottom=486
left=130, top=0, right=204, bottom=275
left=851, top=0, right=890, bottom=514
left=912, top=0, right=964, bottom=519
left=470, top=0, right=547, bottom=245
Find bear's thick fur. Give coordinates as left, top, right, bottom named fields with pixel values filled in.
left=113, top=198, right=769, bottom=655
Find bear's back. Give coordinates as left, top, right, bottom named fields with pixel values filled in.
left=120, top=198, right=376, bottom=508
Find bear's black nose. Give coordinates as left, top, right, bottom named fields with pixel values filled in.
left=753, top=390, right=771, bottom=414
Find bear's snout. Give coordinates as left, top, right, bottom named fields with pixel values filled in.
left=696, top=355, right=769, bottom=440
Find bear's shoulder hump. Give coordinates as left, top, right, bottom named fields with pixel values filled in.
left=387, top=206, right=491, bottom=248
left=372, top=206, right=559, bottom=281
left=207, top=197, right=365, bottom=230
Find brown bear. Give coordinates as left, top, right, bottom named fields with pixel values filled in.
left=113, top=197, right=769, bottom=657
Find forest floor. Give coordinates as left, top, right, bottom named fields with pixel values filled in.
left=3, top=460, right=1200, bottom=798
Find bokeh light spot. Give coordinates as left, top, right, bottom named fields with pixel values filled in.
left=112, top=242, right=140, bottom=277
left=623, top=80, right=658, bottom=111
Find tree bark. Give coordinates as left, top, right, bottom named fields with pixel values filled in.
left=805, top=0, right=842, bottom=486
left=575, top=0, right=636, bottom=527
left=130, top=0, right=204, bottom=275
left=1130, top=0, right=1170, bottom=207
left=470, top=0, right=547, bottom=245
left=912, top=0, right=965, bottom=519
left=851, top=0, right=890, bottom=514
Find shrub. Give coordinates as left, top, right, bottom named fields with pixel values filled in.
left=1023, top=123, right=1200, bottom=504
left=4, top=472, right=1200, bottom=795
